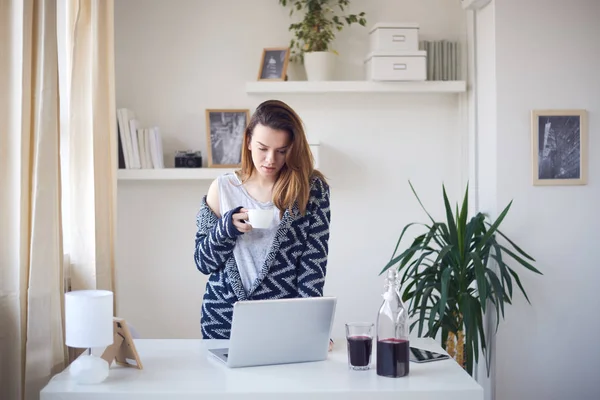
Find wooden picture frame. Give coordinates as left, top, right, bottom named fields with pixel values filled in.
left=531, top=109, right=588, bottom=186
left=257, top=47, right=290, bottom=81
left=205, top=109, right=250, bottom=168
left=101, top=317, right=143, bottom=369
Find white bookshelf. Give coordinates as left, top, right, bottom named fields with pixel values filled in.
left=245, top=80, right=467, bottom=94
left=118, top=144, right=320, bottom=181
left=117, top=168, right=233, bottom=181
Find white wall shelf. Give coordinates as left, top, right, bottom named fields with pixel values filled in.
left=118, top=144, right=320, bottom=181
left=245, top=80, right=467, bottom=94
left=117, top=168, right=233, bottom=181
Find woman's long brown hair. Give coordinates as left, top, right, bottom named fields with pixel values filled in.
left=239, top=100, right=326, bottom=217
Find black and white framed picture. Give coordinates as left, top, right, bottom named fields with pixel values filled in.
left=531, top=109, right=588, bottom=186
left=205, top=109, right=250, bottom=167
left=257, top=47, right=290, bottom=81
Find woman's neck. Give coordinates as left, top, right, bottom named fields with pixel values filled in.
left=248, top=170, right=277, bottom=188
left=242, top=170, right=277, bottom=204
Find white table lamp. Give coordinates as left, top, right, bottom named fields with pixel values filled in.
left=65, top=290, right=114, bottom=384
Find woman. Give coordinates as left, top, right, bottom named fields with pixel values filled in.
left=194, top=99, right=331, bottom=339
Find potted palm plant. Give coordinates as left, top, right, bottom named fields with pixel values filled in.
left=278, top=0, right=366, bottom=81
left=380, top=182, right=542, bottom=376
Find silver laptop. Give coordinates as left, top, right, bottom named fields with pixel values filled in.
left=208, top=296, right=337, bottom=368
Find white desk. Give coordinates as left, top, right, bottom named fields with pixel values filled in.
left=40, top=337, right=483, bottom=400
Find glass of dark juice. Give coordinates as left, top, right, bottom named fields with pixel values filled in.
left=345, top=322, right=374, bottom=370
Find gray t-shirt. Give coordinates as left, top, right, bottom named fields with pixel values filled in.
left=217, top=172, right=281, bottom=293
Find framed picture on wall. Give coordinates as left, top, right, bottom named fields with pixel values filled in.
left=531, top=109, right=588, bottom=186
left=257, top=47, right=290, bottom=81
left=205, top=109, right=250, bottom=168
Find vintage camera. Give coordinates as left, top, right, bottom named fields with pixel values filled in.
left=175, top=151, right=203, bottom=168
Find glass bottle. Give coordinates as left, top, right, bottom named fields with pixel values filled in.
left=376, top=268, right=409, bottom=378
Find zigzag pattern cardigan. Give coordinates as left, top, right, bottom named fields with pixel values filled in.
left=194, top=176, right=331, bottom=339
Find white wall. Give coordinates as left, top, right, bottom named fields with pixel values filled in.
left=476, top=1, right=600, bottom=399
left=114, top=0, right=467, bottom=340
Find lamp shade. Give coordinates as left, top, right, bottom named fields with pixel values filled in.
left=65, top=290, right=113, bottom=348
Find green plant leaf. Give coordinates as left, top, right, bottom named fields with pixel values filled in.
left=438, top=266, right=452, bottom=322
left=400, top=251, right=434, bottom=292
left=459, top=296, right=470, bottom=371
left=457, top=183, right=469, bottom=260
left=476, top=200, right=512, bottom=252
left=489, top=225, right=536, bottom=261
left=491, top=243, right=514, bottom=298
left=507, top=266, right=532, bottom=304
left=410, top=320, right=420, bottom=332
left=471, top=295, right=486, bottom=357
left=498, top=244, right=543, bottom=275
left=442, top=185, right=459, bottom=248
left=485, top=268, right=507, bottom=326
left=418, top=286, right=434, bottom=336
left=470, top=252, right=488, bottom=313
left=401, top=278, right=418, bottom=301
left=486, top=260, right=511, bottom=310
left=465, top=336, right=474, bottom=375
left=411, top=274, right=431, bottom=319
left=428, top=295, right=439, bottom=333
left=401, top=226, right=439, bottom=270
left=379, top=235, right=426, bottom=275
left=388, top=222, right=420, bottom=262
left=400, top=255, right=431, bottom=286
left=408, top=181, right=435, bottom=224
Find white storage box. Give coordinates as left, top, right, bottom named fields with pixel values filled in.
left=369, top=22, right=420, bottom=52
left=364, top=51, right=426, bottom=81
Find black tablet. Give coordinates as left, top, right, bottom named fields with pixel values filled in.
left=409, top=346, right=451, bottom=363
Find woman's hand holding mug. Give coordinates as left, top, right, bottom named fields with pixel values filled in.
left=232, top=208, right=252, bottom=233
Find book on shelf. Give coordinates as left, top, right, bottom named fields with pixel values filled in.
left=117, top=108, right=165, bottom=169
left=419, top=40, right=461, bottom=81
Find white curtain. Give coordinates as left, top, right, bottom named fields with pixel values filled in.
left=0, top=1, right=66, bottom=399
left=65, top=0, right=117, bottom=293
left=0, top=0, right=117, bottom=398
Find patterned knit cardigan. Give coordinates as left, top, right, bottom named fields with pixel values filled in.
left=194, top=176, right=331, bottom=339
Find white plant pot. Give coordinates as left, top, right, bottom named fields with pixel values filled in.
left=303, top=51, right=336, bottom=81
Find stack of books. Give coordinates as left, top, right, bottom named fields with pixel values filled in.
left=117, top=108, right=165, bottom=169
left=419, top=40, right=461, bottom=81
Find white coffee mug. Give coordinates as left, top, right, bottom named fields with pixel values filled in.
left=247, top=209, right=272, bottom=229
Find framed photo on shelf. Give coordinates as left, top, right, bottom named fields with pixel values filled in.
left=205, top=109, right=250, bottom=168
left=257, top=47, right=290, bottom=81
left=101, top=317, right=143, bottom=369
left=531, top=109, right=588, bottom=186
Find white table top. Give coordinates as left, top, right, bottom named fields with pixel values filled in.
left=41, top=337, right=483, bottom=400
